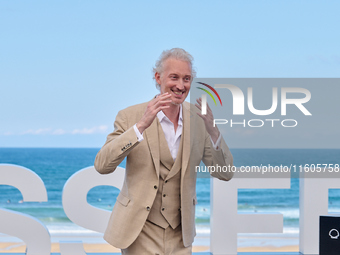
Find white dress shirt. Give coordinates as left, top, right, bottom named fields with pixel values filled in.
left=156, top=104, right=183, bottom=161
left=133, top=104, right=221, bottom=161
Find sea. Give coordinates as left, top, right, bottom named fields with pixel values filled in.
left=0, top=148, right=339, bottom=243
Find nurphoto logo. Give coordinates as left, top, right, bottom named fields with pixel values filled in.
left=196, top=81, right=312, bottom=128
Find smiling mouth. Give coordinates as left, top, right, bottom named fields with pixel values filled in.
left=171, top=89, right=185, bottom=96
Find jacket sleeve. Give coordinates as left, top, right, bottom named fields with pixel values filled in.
left=202, top=131, right=234, bottom=181
left=94, top=109, right=140, bottom=174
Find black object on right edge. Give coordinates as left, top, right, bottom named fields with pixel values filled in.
left=320, top=215, right=340, bottom=255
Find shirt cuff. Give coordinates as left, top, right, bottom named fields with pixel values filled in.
left=210, top=133, right=222, bottom=151
left=133, top=124, right=144, bottom=142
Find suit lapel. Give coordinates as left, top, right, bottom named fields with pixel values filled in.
left=158, top=122, right=174, bottom=171
left=145, top=118, right=160, bottom=178
left=181, top=103, right=192, bottom=180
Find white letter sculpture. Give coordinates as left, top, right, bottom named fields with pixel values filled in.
left=0, top=164, right=51, bottom=255
left=210, top=170, right=290, bottom=255
left=62, top=166, right=124, bottom=254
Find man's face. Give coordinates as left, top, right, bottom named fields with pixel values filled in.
left=155, top=58, right=192, bottom=105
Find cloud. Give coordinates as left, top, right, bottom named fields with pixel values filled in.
left=21, top=128, right=51, bottom=135
left=4, top=125, right=109, bottom=136
left=52, top=129, right=67, bottom=135
left=71, top=125, right=108, bottom=135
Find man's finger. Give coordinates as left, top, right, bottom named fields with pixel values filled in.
left=156, top=105, right=170, bottom=112
left=159, top=92, right=171, bottom=98
left=206, top=102, right=212, bottom=112
left=196, top=98, right=202, bottom=106
left=151, top=93, right=171, bottom=105
left=156, top=99, right=172, bottom=107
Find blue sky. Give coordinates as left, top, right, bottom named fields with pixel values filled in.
left=1, top=0, right=339, bottom=148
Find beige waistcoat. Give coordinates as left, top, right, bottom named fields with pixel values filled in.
left=147, top=121, right=183, bottom=229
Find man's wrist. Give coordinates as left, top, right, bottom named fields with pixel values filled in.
left=211, top=132, right=222, bottom=150
left=133, top=124, right=144, bottom=142
left=136, top=122, right=146, bottom=134
left=210, top=128, right=220, bottom=144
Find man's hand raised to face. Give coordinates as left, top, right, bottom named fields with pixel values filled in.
left=195, top=98, right=220, bottom=144
left=136, top=93, right=172, bottom=134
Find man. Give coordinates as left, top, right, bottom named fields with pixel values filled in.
left=95, top=48, right=233, bottom=254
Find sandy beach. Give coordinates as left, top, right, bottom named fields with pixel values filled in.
left=0, top=242, right=299, bottom=253
left=0, top=228, right=300, bottom=253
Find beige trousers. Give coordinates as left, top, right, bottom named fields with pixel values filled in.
left=121, top=220, right=192, bottom=255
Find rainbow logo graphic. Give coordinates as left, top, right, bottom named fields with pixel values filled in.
left=196, top=82, right=223, bottom=106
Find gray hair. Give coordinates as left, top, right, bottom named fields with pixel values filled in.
left=153, top=48, right=196, bottom=89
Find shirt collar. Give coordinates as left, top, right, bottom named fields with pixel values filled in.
left=157, top=103, right=183, bottom=126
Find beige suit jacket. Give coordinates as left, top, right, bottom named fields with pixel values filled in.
left=94, top=100, right=233, bottom=249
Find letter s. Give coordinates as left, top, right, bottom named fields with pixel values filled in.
left=0, top=164, right=51, bottom=255
left=61, top=166, right=124, bottom=253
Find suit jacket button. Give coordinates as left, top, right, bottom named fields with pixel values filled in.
left=163, top=194, right=166, bottom=197
left=146, top=206, right=151, bottom=211
left=161, top=207, right=165, bottom=211
left=165, top=180, right=168, bottom=183
left=154, top=185, right=157, bottom=189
